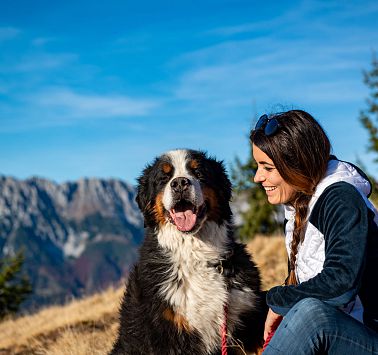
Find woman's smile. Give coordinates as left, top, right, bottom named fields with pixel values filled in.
left=252, top=144, right=296, bottom=205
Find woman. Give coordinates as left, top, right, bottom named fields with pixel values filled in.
left=250, top=110, right=378, bottom=354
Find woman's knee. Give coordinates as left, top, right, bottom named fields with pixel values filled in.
left=267, top=299, right=329, bottom=352
left=294, top=297, right=328, bottom=313
left=287, top=298, right=331, bottom=327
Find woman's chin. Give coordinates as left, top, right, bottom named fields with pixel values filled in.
left=267, top=197, right=279, bottom=205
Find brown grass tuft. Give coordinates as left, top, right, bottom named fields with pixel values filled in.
left=0, top=235, right=287, bottom=355
left=0, top=287, right=123, bottom=354
left=247, top=234, right=287, bottom=290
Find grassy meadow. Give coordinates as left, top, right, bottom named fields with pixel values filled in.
left=0, top=235, right=287, bottom=355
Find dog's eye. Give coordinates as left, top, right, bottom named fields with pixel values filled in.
left=193, top=169, right=202, bottom=179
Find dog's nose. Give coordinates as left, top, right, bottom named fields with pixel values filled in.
left=170, top=177, right=191, bottom=193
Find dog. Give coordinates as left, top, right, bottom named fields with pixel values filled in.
left=110, top=149, right=267, bottom=355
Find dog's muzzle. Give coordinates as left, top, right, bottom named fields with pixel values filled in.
left=167, top=177, right=206, bottom=232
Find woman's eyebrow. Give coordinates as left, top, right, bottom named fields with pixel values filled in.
left=258, top=160, right=275, bottom=166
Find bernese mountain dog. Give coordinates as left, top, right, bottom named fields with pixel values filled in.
left=110, top=149, right=267, bottom=355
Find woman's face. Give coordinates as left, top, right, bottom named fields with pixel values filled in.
left=252, top=144, right=297, bottom=205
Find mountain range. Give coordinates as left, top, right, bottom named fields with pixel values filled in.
left=0, top=175, right=144, bottom=311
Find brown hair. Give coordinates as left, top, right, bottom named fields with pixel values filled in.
left=250, top=110, right=331, bottom=285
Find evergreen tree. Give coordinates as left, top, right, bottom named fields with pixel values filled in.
left=359, top=53, right=378, bottom=204
left=0, top=251, right=32, bottom=319
left=231, top=152, right=281, bottom=241
left=360, top=54, right=378, bottom=160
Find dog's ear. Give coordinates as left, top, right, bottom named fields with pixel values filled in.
left=208, top=157, right=232, bottom=202
left=136, top=158, right=163, bottom=229
left=205, top=156, right=233, bottom=222
left=136, top=163, right=153, bottom=213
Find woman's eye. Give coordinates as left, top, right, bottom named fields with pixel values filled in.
left=264, top=167, right=274, bottom=172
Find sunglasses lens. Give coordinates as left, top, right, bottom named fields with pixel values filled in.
left=264, top=118, right=279, bottom=136
left=255, top=114, right=268, bottom=130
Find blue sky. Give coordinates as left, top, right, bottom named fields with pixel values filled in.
left=1, top=0, right=378, bottom=184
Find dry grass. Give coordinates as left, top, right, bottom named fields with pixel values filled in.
left=0, top=287, right=123, bottom=354
left=0, top=235, right=287, bottom=355
left=247, top=234, right=287, bottom=290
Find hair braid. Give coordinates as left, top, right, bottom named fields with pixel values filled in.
left=286, top=193, right=312, bottom=285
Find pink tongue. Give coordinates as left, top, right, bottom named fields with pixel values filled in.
left=170, top=209, right=197, bottom=232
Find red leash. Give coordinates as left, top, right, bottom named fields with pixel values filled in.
left=221, top=304, right=228, bottom=355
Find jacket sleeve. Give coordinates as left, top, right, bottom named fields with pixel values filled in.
left=267, top=182, right=369, bottom=316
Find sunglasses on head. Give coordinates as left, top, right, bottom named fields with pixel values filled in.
left=254, top=114, right=281, bottom=136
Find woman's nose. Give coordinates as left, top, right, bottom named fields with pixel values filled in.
left=254, top=169, right=265, bottom=183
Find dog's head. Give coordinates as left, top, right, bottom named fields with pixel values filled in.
left=136, top=149, right=232, bottom=234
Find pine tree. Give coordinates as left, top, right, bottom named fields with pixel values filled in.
left=0, top=251, right=32, bottom=319
left=231, top=153, right=281, bottom=241
left=360, top=54, right=378, bottom=159
left=359, top=53, right=378, bottom=204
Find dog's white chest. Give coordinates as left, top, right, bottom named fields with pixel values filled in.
left=157, top=223, right=229, bottom=352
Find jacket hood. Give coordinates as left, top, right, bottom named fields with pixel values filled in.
left=314, top=159, right=372, bottom=198
left=284, top=158, right=374, bottom=221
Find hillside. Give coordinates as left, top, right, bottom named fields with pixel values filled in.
left=0, top=235, right=287, bottom=355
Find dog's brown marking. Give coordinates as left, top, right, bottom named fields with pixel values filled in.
left=153, top=192, right=167, bottom=225
left=189, top=159, right=199, bottom=170
left=162, top=163, right=172, bottom=174
left=163, top=308, right=191, bottom=332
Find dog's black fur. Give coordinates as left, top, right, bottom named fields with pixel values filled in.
left=110, top=150, right=267, bottom=355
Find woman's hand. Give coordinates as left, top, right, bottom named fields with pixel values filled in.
left=264, top=308, right=283, bottom=341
